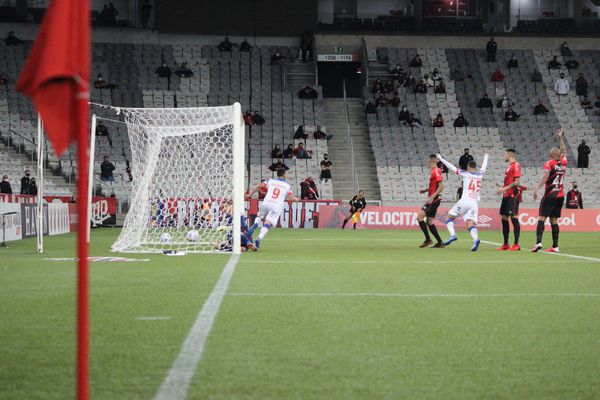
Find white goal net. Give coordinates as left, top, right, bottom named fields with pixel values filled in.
left=111, top=103, right=245, bottom=253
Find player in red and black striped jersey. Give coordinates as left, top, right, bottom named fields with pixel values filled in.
left=532, top=128, right=568, bottom=253
left=416, top=154, right=445, bottom=248
left=497, top=148, right=522, bottom=251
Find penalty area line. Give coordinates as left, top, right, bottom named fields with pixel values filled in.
left=480, top=240, right=600, bottom=263
left=153, top=254, right=239, bottom=400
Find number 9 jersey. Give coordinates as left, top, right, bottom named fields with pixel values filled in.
left=263, top=178, right=293, bottom=210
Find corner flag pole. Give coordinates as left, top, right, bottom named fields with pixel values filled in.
left=36, top=114, right=44, bottom=253
left=86, top=114, right=97, bottom=243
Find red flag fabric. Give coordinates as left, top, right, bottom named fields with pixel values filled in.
left=16, top=0, right=90, bottom=156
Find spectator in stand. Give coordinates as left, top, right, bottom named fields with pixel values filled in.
left=293, top=142, right=312, bottom=159
left=477, top=94, right=493, bottom=110
left=95, top=120, right=113, bottom=147
left=424, top=73, right=434, bottom=87
left=432, top=113, right=444, bottom=127
left=453, top=113, right=469, bottom=128
left=125, top=165, right=133, bottom=182
left=365, top=100, right=377, bottom=115
left=282, top=144, right=294, bottom=159
left=497, top=94, right=513, bottom=109
left=269, top=158, right=289, bottom=172
left=577, top=139, right=591, bottom=168
left=218, top=37, right=235, bottom=52
left=458, top=148, right=474, bottom=170
left=405, top=113, right=423, bottom=128
left=565, top=182, right=583, bottom=209
left=434, top=80, right=446, bottom=94
left=532, top=70, right=543, bottom=82
left=174, top=62, right=193, bottom=77
left=383, top=80, right=395, bottom=93
left=560, top=41, right=572, bottom=57
left=100, top=156, right=115, bottom=184
left=376, top=94, right=389, bottom=107
left=0, top=175, right=11, bottom=194
left=554, top=73, right=570, bottom=96
left=313, top=126, right=333, bottom=141
left=5, top=31, right=23, bottom=46
left=0, top=72, right=8, bottom=86
left=243, top=110, right=253, bottom=125
left=431, top=68, right=442, bottom=82
left=155, top=62, right=172, bottom=82
left=390, top=93, right=401, bottom=107
left=451, top=69, right=465, bottom=81
left=94, top=74, right=117, bottom=89
left=294, top=125, right=308, bottom=140
left=300, top=30, right=313, bottom=63
left=389, top=64, right=403, bottom=77
left=29, top=178, right=37, bottom=197
left=372, top=79, right=383, bottom=94
left=140, top=0, right=152, bottom=29
left=413, top=80, right=427, bottom=94
left=565, top=58, right=579, bottom=70
left=507, top=55, right=518, bottom=69
left=320, top=153, right=332, bottom=183
left=576, top=73, right=588, bottom=96
left=271, top=144, right=283, bottom=159
left=504, top=106, right=520, bottom=122
left=410, top=54, right=422, bottom=68
left=491, top=68, right=505, bottom=82
left=300, top=178, right=319, bottom=200
left=398, top=105, right=410, bottom=122
left=252, top=111, right=265, bottom=125
left=403, top=73, right=416, bottom=87
left=533, top=100, right=549, bottom=116
left=239, top=39, right=252, bottom=52
left=548, top=55, right=562, bottom=69
left=107, top=2, right=119, bottom=23
left=298, top=84, right=318, bottom=99
left=20, top=170, right=31, bottom=195
left=270, top=49, right=287, bottom=65
left=581, top=97, right=593, bottom=109
left=486, top=38, right=498, bottom=62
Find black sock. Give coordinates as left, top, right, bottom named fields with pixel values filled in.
left=536, top=220, right=545, bottom=244
left=342, top=218, right=348, bottom=228
left=418, top=221, right=431, bottom=240
left=551, top=224, right=559, bottom=248
left=511, top=217, right=520, bottom=244
left=353, top=223, right=357, bottom=229
left=428, top=224, right=442, bottom=243
left=502, top=219, right=510, bottom=245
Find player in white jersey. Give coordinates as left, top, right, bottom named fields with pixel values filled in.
left=437, top=152, right=489, bottom=251
left=247, top=169, right=298, bottom=248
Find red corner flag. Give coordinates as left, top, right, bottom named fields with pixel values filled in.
left=16, top=1, right=91, bottom=400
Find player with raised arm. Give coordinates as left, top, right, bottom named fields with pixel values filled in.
left=531, top=128, right=568, bottom=253
left=417, top=154, right=445, bottom=248
left=497, top=148, right=522, bottom=251
left=247, top=170, right=298, bottom=248
left=437, top=152, right=489, bottom=251
left=342, top=190, right=367, bottom=229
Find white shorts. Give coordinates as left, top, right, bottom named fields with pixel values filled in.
left=448, top=198, right=479, bottom=223
left=258, top=202, right=283, bottom=225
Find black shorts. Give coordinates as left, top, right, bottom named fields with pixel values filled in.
left=421, top=197, right=441, bottom=218
left=349, top=207, right=360, bottom=215
left=499, top=197, right=520, bottom=216
left=539, top=196, right=564, bottom=219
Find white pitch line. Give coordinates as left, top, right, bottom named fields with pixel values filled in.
left=227, top=292, right=600, bottom=298
left=480, top=240, right=600, bottom=263
left=154, top=254, right=239, bottom=400
left=241, top=259, right=591, bottom=265
left=135, top=317, right=171, bottom=321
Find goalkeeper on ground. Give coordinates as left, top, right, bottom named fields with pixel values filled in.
left=216, top=215, right=257, bottom=252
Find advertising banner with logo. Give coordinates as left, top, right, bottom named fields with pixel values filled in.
left=20, top=203, right=49, bottom=239
left=47, top=203, right=70, bottom=236
left=317, top=205, right=600, bottom=232
left=0, top=203, right=23, bottom=242
left=246, top=199, right=341, bottom=229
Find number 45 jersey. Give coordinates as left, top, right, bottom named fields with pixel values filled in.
left=543, top=156, right=568, bottom=198
left=263, top=178, right=293, bottom=210
left=458, top=169, right=485, bottom=202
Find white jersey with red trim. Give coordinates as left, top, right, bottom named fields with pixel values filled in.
left=458, top=170, right=485, bottom=202
left=263, top=178, right=293, bottom=209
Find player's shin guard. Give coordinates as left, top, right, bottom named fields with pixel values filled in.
left=536, top=220, right=545, bottom=244
left=502, top=219, right=510, bottom=245
left=418, top=221, right=431, bottom=240
left=551, top=223, right=559, bottom=248
left=469, top=226, right=479, bottom=240
left=511, top=217, right=520, bottom=244
left=428, top=224, right=443, bottom=243
left=257, top=223, right=271, bottom=240
left=446, top=219, right=456, bottom=237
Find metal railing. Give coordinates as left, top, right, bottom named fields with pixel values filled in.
left=282, top=72, right=317, bottom=88
left=5, top=129, right=37, bottom=161
left=342, top=79, right=359, bottom=193
left=361, top=36, right=370, bottom=88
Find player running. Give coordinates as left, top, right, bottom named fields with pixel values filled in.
left=247, top=170, right=298, bottom=248
left=496, top=148, right=522, bottom=251
left=437, top=152, right=489, bottom=251
left=417, top=154, right=445, bottom=248
left=531, top=128, right=568, bottom=253
left=341, top=190, right=367, bottom=229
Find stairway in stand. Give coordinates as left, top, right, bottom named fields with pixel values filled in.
left=324, top=98, right=381, bottom=201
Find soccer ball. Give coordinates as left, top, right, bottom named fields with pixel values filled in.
left=186, top=230, right=200, bottom=242
left=159, top=233, right=172, bottom=244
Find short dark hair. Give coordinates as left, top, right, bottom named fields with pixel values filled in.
left=468, top=160, right=477, bottom=169
left=277, top=169, right=286, bottom=177
left=506, top=148, right=517, bottom=155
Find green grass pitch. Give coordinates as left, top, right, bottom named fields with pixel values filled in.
left=1, top=228, right=600, bottom=399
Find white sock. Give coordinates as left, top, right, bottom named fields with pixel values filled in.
left=446, top=220, right=456, bottom=236
left=257, top=226, right=269, bottom=240
left=253, top=216, right=262, bottom=226
left=469, top=227, right=478, bottom=240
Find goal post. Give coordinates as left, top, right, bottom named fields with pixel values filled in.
left=110, top=103, right=245, bottom=254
